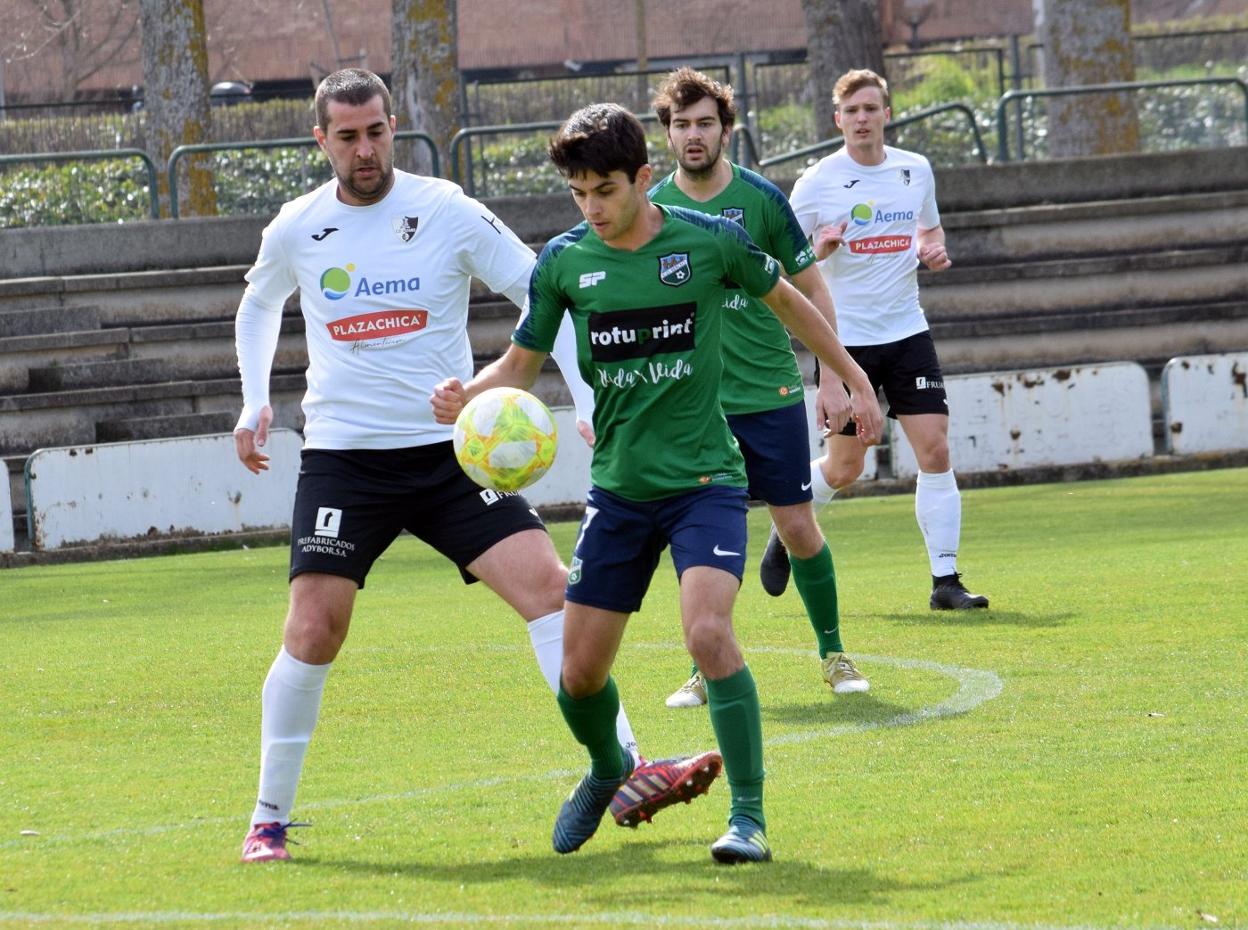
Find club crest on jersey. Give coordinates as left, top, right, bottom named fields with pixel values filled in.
left=900, top=169, right=911, bottom=186
left=720, top=206, right=745, bottom=226
left=392, top=215, right=420, bottom=242
left=658, top=252, right=691, bottom=287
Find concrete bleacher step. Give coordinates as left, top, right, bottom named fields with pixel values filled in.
left=923, top=246, right=1248, bottom=320
left=0, top=373, right=308, bottom=458
left=95, top=410, right=239, bottom=443
left=0, top=305, right=102, bottom=337
left=946, top=190, right=1248, bottom=266
left=0, top=266, right=251, bottom=327
left=27, top=358, right=178, bottom=392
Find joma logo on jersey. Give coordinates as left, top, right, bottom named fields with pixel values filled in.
left=587, top=303, right=697, bottom=362
left=320, top=264, right=421, bottom=300
left=579, top=271, right=606, bottom=288
left=658, top=252, right=691, bottom=286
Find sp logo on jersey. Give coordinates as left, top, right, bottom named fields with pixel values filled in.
left=658, top=252, right=691, bottom=287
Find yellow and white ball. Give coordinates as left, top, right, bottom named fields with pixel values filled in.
left=452, top=387, right=558, bottom=492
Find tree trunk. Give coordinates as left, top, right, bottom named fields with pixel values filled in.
left=1036, top=0, right=1139, bottom=158
left=139, top=0, right=215, bottom=216
left=799, top=0, right=886, bottom=143
left=391, top=0, right=460, bottom=177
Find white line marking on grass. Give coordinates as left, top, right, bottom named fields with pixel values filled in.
left=0, top=653, right=1000, bottom=852
left=0, top=910, right=1180, bottom=930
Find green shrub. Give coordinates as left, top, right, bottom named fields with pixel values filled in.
left=0, top=160, right=152, bottom=227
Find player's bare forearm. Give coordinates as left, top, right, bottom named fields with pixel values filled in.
left=791, top=263, right=838, bottom=334
left=762, top=279, right=881, bottom=444
left=430, top=344, right=547, bottom=425
left=917, top=224, right=951, bottom=272
left=764, top=280, right=862, bottom=394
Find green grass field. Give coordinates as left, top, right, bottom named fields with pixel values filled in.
left=3, top=469, right=1245, bottom=929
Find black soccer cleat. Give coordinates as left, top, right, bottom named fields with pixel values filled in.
left=930, top=573, right=989, bottom=610
left=758, top=526, right=791, bottom=597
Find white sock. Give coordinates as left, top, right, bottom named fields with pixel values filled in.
left=810, top=459, right=839, bottom=506
left=528, top=610, right=640, bottom=766
left=915, top=469, right=961, bottom=578
left=249, top=647, right=331, bottom=827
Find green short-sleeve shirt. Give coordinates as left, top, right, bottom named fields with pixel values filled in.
left=515, top=204, right=781, bottom=500
left=650, top=163, right=816, bottom=415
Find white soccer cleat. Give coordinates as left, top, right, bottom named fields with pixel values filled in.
left=822, top=653, right=869, bottom=694
left=664, top=671, right=707, bottom=708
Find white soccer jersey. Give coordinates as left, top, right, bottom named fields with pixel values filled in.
left=789, top=146, right=940, bottom=347
left=236, top=170, right=536, bottom=449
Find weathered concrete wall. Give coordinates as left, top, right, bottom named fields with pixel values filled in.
left=3, top=147, right=1244, bottom=279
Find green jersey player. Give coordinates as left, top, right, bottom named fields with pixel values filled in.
left=431, top=103, right=881, bottom=864
left=649, top=67, right=870, bottom=706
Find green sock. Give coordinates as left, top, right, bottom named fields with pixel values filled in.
left=791, top=542, right=843, bottom=656
left=705, top=665, right=766, bottom=831
left=557, top=676, right=630, bottom=779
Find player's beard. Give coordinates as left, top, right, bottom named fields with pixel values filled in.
left=337, top=157, right=395, bottom=205
left=677, top=135, right=724, bottom=181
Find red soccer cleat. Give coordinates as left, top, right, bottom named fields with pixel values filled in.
left=240, top=821, right=306, bottom=863
left=610, top=750, right=723, bottom=828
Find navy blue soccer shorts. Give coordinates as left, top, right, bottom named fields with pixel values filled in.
left=564, top=484, right=749, bottom=614
left=726, top=400, right=814, bottom=506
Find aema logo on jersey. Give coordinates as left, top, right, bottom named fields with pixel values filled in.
left=319, top=263, right=421, bottom=300
left=320, top=264, right=355, bottom=300
left=720, top=207, right=745, bottom=226
left=588, top=303, right=696, bottom=362
left=846, top=201, right=917, bottom=255
left=658, top=252, right=692, bottom=287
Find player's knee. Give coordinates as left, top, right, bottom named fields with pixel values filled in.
left=684, top=616, right=740, bottom=676
left=822, top=457, right=863, bottom=490
left=776, top=514, right=825, bottom=559
left=559, top=660, right=607, bottom=698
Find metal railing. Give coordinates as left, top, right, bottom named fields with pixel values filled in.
left=734, top=102, right=989, bottom=173
left=0, top=148, right=160, bottom=219
left=995, top=77, right=1248, bottom=162
left=448, top=114, right=662, bottom=198
left=166, top=130, right=438, bottom=217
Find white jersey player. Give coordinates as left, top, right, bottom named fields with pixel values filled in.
left=234, top=69, right=721, bottom=864
left=759, top=67, right=990, bottom=613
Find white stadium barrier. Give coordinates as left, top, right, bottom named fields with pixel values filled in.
left=26, top=430, right=303, bottom=550
left=891, top=362, right=1154, bottom=478
left=0, top=467, right=13, bottom=553
left=1162, top=353, right=1248, bottom=455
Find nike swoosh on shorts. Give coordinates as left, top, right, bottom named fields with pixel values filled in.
left=712, top=544, right=741, bottom=557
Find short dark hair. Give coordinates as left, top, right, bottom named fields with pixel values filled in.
left=834, top=69, right=891, bottom=109
left=548, top=103, right=649, bottom=182
left=315, top=68, right=393, bottom=131
left=652, top=67, right=736, bottom=130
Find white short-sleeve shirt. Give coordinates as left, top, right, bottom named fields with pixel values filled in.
left=241, top=170, right=535, bottom=449
left=789, top=146, right=940, bottom=347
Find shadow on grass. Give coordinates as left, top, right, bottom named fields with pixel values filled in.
left=854, top=609, right=1076, bottom=629
left=321, top=835, right=973, bottom=908
left=762, top=692, right=911, bottom=727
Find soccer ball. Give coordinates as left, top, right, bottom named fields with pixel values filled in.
left=452, top=387, right=558, bottom=492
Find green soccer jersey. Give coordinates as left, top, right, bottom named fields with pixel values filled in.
left=650, top=163, right=817, bottom=415
left=515, top=204, right=781, bottom=501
